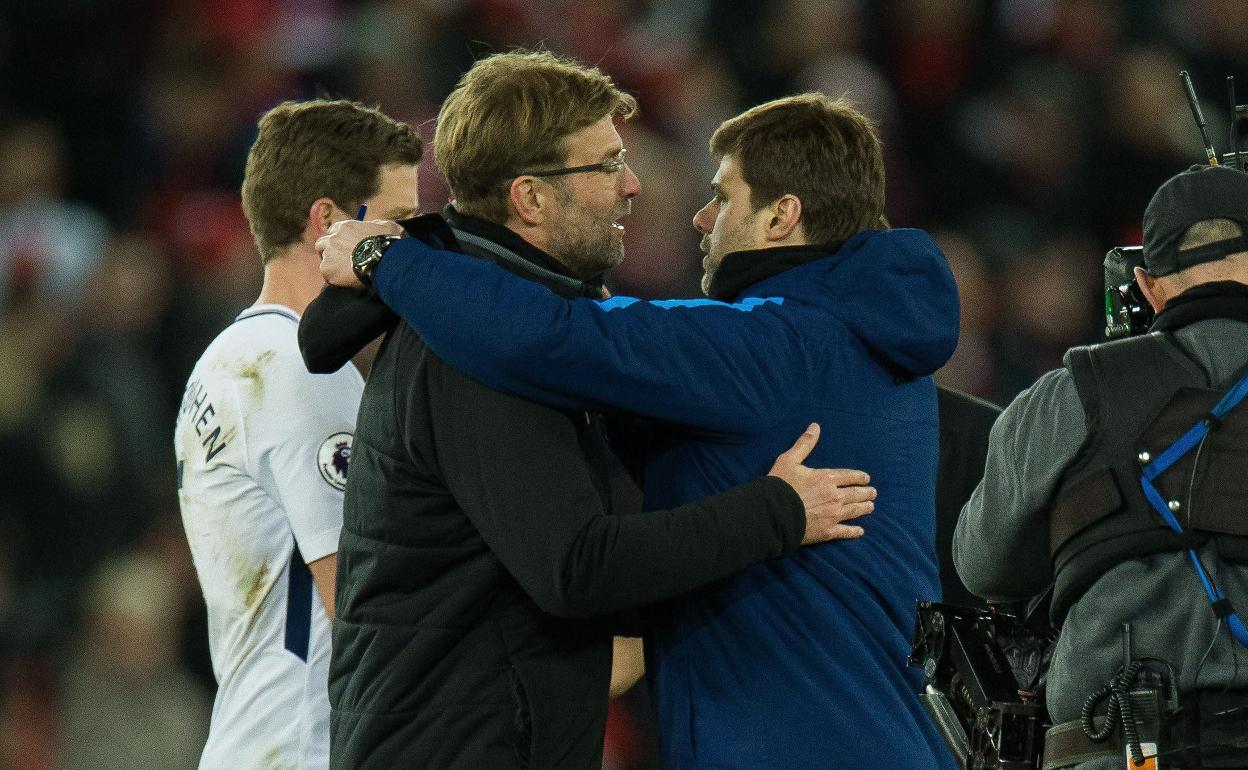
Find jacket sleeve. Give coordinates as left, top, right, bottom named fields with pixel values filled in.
left=952, top=369, right=1087, bottom=602
left=421, top=351, right=805, bottom=618
left=372, top=239, right=820, bottom=435
left=297, top=285, right=398, bottom=374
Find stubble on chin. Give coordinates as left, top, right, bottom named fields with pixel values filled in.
left=698, top=237, right=714, bottom=295
left=551, top=232, right=622, bottom=279
left=584, top=233, right=624, bottom=276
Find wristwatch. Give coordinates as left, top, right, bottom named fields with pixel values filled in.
left=351, top=234, right=402, bottom=288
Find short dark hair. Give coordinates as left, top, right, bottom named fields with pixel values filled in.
left=709, top=93, right=885, bottom=244
left=241, top=99, right=423, bottom=262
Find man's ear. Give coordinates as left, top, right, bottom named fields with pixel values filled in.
left=765, top=194, right=803, bottom=242
left=307, top=197, right=339, bottom=240
left=508, top=177, right=548, bottom=227
left=1134, top=265, right=1168, bottom=313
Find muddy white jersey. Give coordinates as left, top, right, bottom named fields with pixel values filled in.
left=175, top=304, right=362, bottom=770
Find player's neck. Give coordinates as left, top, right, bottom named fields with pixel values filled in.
left=254, top=243, right=323, bottom=317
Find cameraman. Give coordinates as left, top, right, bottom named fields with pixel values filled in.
left=954, top=164, right=1248, bottom=769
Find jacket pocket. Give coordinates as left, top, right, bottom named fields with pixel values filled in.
left=507, top=650, right=610, bottom=769
left=510, top=666, right=533, bottom=769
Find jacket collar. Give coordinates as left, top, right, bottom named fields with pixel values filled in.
left=1150, top=281, right=1248, bottom=333
left=706, top=242, right=844, bottom=300
left=442, top=206, right=606, bottom=299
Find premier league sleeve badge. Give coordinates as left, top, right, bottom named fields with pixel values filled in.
left=317, top=432, right=353, bottom=490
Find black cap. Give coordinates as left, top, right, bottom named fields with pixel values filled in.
left=1142, top=164, right=1248, bottom=276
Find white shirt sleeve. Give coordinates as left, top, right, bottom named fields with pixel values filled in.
left=245, top=345, right=363, bottom=564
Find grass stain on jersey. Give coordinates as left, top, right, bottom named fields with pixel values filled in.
left=237, top=350, right=276, bottom=400
left=262, top=745, right=291, bottom=770
left=242, top=561, right=270, bottom=610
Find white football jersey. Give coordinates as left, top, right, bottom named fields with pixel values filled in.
left=175, top=304, right=363, bottom=770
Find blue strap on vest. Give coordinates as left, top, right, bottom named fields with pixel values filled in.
left=1139, top=368, right=1248, bottom=647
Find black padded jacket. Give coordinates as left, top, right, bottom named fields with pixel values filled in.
left=298, top=209, right=805, bottom=769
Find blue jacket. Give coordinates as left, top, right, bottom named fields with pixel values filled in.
left=371, top=227, right=960, bottom=769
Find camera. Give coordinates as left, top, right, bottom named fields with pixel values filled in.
left=1103, top=245, right=1153, bottom=339
left=909, top=602, right=1054, bottom=769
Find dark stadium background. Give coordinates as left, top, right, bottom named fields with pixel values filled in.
left=1, top=0, right=1245, bottom=766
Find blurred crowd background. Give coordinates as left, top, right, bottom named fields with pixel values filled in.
left=1, top=0, right=1246, bottom=767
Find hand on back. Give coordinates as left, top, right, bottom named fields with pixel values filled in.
left=768, top=423, right=876, bottom=545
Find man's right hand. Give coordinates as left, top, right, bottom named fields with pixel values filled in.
left=768, top=423, right=876, bottom=545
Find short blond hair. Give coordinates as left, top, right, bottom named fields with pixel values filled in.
left=1165, top=217, right=1248, bottom=291
left=433, top=50, right=637, bottom=222
left=1178, top=217, right=1243, bottom=250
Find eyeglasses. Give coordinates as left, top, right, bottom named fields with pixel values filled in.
left=521, top=149, right=628, bottom=178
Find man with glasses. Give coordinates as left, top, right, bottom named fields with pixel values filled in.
left=298, top=51, right=876, bottom=769
left=316, top=89, right=960, bottom=768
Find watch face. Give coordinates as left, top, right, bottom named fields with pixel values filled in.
left=353, top=237, right=383, bottom=283
left=353, top=235, right=399, bottom=286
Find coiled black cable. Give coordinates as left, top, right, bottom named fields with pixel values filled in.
left=1080, top=661, right=1146, bottom=766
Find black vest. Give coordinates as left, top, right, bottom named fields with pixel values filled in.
left=1048, top=332, right=1248, bottom=624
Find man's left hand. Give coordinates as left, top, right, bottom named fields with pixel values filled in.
left=316, top=219, right=404, bottom=288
